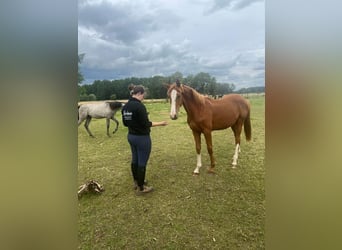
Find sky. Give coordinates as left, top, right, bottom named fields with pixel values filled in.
left=78, top=0, right=264, bottom=89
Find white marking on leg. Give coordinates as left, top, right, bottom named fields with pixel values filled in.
left=232, top=143, right=240, bottom=168
left=193, top=154, right=202, bottom=174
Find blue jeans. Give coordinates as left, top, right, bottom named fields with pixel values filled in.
left=128, top=134, right=152, bottom=168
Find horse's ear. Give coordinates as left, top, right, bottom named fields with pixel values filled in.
left=176, top=79, right=181, bottom=87
left=128, top=84, right=135, bottom=91
left=128, top=84, right=135, bottom=95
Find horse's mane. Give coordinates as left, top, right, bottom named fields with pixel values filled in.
left=107, top=101, right=122, bottom=111
left=182, top=85, right=206, bottom=106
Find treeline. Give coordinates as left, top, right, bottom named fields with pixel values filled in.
left=78, top=72, right=262, bottom=101
left=235, top=86, right=265, bottom=94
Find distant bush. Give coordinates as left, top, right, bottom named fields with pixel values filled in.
left=88, top=94, right=97, bottom=101
left=79, top=93, right=97, bottom=101
left=79, top=94, right=89, bottom=101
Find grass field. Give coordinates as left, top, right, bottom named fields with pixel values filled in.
left=78, top=95, right=265, bottom=249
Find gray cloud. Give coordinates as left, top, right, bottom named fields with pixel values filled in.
left=78, top=0, right=264, bottom=88
left=205, top=0, right=264, bottom=14
left=233, top=0, right=264, bottom=10
left=79, top=1, right=181, bottom=44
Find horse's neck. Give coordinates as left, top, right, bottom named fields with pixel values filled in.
left=182, top=86, right=204, bottom=115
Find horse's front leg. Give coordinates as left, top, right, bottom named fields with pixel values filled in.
left=192, top=131, right=202, bottom=176
left=111, top=117, right=119, bottom=134
left=203, top=131, right=215, bottom=174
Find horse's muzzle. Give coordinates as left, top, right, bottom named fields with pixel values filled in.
left=170, top=115, right=178, bottom=120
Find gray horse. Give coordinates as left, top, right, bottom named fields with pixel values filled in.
left=78, top=101, right=123, bottom=137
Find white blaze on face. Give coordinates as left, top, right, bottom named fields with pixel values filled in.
left=170, top=89, right=177, bottom=118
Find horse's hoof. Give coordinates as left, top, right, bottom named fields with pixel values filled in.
left=231, top=165, right=237, bottom=169
left=192, top=172, right=199, bottom=176
left=207, top=169, right=216, bottom=174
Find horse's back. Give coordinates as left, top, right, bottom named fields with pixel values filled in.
left=221, top=93, right=246, bottom=102
left=221, top=94, right=250, bottom=115
left=80, top=102, right=112, bottom=118
left=208, top=94, right=250, bottom=129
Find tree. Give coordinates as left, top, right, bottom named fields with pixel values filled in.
left=184, top=74, right=194, bottom=85
left=191, top=72, right=216, bottom=94
left=169, top=72, right=183, bottom=83
left=78, top=53, right=85, bottom=85
left=78, top=85, right=88, bottom=101
left=77, top=72, right=240, bottom=100
left=146, top=76, right=165, bottom=99
left=205, top=76, right=217, bottom=96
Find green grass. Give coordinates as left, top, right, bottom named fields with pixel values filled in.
left=78, top=95, right=265, bottom=249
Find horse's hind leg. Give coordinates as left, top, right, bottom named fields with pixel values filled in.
left=78, top=113, right=86, bottom=127
left=84, top=116, right=94, bottom=137
left=231, top=121, right=243, bottom=168
left=78, top=118, right=84, bottom=127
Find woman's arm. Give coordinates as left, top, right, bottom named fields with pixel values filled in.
left=152, top=121, right=168, bottom=127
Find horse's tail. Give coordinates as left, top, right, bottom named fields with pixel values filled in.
left=244, top=106, right=252, bottom=141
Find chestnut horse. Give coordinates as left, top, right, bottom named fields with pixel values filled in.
left=167, top=80, right=251, bottom=175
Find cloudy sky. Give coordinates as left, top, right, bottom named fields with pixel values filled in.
left=78, top=0, right=264, bottom=89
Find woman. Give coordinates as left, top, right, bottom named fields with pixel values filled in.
left=122, top=85, right=168, bottom=194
